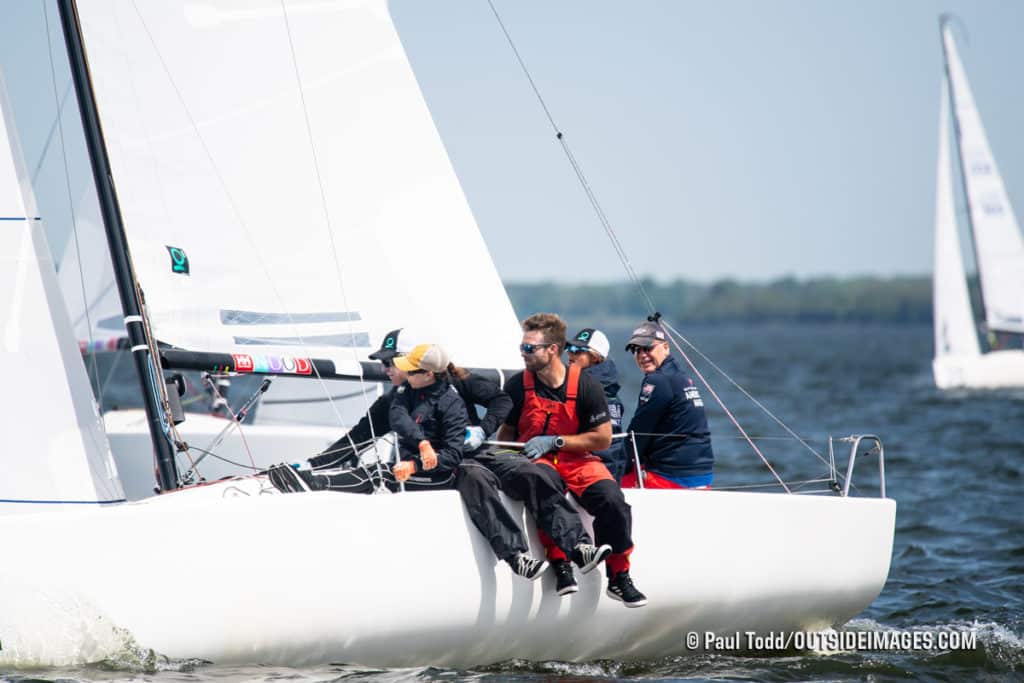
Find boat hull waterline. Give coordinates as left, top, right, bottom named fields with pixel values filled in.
left=0, top=483, right=896, bottom=668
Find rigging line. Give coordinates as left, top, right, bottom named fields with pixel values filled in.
left=42, top=2, right=106, bottom=411
left=659, top=317, right=835, bottom=474
left=278, top=0, right=375, bottom=433
left=659, top=317, right=790, bottom=493
left=485, top=0, right=657, bottom=315
left=205, top=375, right=257, bottom=471
left=185, top=446, right=262, bottom=472
left=488, top=4, right=828, bottom=488
left=128, top=3, right=353, bottom=430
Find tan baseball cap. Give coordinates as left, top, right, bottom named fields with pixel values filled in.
left=393, top=343, right=450, bottom=373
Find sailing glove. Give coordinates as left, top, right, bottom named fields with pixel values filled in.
left=523, top=435, right=559, bottom=460
left=464, top=426, right=486, bottom=451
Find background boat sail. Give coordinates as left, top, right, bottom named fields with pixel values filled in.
left=0, top=0, right=894, bottom=669
left=932, top=17, right=1024, bottom=389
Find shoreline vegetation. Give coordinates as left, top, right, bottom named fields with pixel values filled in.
left=505, top=275, right=948, bottom=324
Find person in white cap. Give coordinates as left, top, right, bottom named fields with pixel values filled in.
left=566, top=327, right=626, bottom=457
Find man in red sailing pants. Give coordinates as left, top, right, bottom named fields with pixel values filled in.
left=498, top=313, right=647, bottom=608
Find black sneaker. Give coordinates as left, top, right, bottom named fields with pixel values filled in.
left=267, top=464, right=310, bottom=493
left=570, top=543, right=612, bottom=574
left=552, top=559, right=578, bottom=595
left=508, top=554, right=548, bottom=581
left=606, top=570, right=647, bottom=608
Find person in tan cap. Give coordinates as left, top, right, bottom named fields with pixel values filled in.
left=392, top=344, right=549, bottom=580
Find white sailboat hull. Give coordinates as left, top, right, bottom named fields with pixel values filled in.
left=933, top=349, right=1024, bottom=389
left=0, top=482, right=895, bottom=668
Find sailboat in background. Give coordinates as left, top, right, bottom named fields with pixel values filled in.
left=932, top=17, right=1024, bottom=389
left=0, top=0, right=894, bottom=669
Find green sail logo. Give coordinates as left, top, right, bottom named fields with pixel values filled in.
left=166, top=246, right=190, bottom=275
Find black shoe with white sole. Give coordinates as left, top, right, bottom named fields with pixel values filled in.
left=570, top=543, right=612, bottom=574
left=606, top=570, right=647, bottom=608
left=552, top=559, right=579, bottom=595
left=509, top=554, right=549, bottom=581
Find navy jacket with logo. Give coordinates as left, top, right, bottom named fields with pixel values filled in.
left=625, top=355, right=713, bottom=479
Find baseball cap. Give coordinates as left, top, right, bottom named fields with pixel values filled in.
left=368, top=327, right=422, bottom=361
left=569, top=328, right=610, bottom=359
left=393, top=343, right=450, bottom=373
left=624, top=320, right=668, bottom=351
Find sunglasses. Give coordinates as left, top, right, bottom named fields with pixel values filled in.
left=380, top=358, right=394, bottom=368
left=408, top=369, right=428, bottom=375
left=566, top=344, right=591, bottom=354
left=519, top=342, right=553, bottom=354
left=630, top=345, right=656, bottom=355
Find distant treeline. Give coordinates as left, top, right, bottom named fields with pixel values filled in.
left=505, top=276, right=938, bottom=324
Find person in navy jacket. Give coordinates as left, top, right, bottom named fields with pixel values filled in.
left=621, top=320, right=714, bottom=489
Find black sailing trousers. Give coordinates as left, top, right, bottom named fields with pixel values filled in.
left=457, top=449, right=591, bottom=559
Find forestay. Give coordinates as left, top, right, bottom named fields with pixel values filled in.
left=942, top=24, right=1024, bottom=334
left=0, top=79, right=124, bottom=514
left=932, top=81, right=980, bottom=359
left=74, top=0, right=522, bottom=370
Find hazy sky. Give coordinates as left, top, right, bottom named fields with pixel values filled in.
left=2, top=1, right=1023, bottom=286
left=388, top=0, right=1024, bottom=283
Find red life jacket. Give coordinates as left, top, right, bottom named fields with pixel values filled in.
left=518, top=364, right=581, bottom=442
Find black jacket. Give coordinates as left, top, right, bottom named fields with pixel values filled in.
left=389, top=379, right=467, bottom=477
left=584, top=358, right=625, bottom=432
left=310, top=389, right=394, bottom=469
left=450, top=372, right=512, bottom=437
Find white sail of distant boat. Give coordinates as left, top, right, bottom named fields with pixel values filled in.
left=932, top=18, right=1024, bottom=389
left=0, top=0, right=895, bottom=669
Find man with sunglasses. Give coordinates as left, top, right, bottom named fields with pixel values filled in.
left=497, top=313, right=647, bottom=608
left=566, top=328, right=627, bottom=480
left=622, top=320, right=714, bottom=490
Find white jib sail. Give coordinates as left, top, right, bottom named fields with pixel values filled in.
left=0, top=76, right=124, bottom=514
left=933, top=80, right=980, bottom=360
left=74, top=0, right=523, bottom=371
left=942, top=24, right=1024, bottom=334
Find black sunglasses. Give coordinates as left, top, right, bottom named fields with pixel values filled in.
left=408, top=369, right=428, bottom=375
left=520, top=342, right=553, bottom=354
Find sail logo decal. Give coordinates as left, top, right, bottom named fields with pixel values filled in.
left=166, top=246, right=190, bottom=275
left=233, top=353, right=312, bottom=375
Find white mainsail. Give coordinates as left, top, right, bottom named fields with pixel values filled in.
left=0, top=76, right=124, bottom=514
left=932, top=80, right=980, bottom=361
left=75, top=0, right=522, bottom=371
left=942, top=23, right=1024, bottom=335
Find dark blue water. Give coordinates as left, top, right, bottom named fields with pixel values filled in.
left=3, top=323, right=1022, bottom=681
